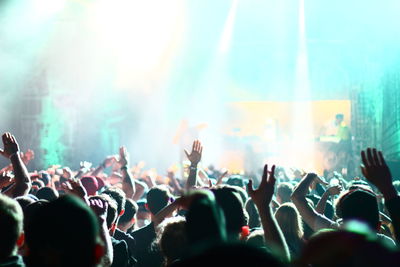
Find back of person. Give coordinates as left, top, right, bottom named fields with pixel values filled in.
left=0, top=194, right=25, bottom=267
left=25, top=195, right=102, bottom=267
left=131, top=186, right=171, bottom=267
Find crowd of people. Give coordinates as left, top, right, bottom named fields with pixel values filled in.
left=0, top=131, right=399, bottom=267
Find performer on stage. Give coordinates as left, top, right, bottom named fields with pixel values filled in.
left=319, top=113, right=352, bottom=175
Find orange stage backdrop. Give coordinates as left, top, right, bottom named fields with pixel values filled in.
left=219, top=100, right=351, bottom=174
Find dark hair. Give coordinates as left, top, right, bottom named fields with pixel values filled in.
left=118, top=198, right=138, bottom=226
left=36, top=186, right=59, bottom=201
left=276, top=182, right=293, bottom=204
left=103, top=187, right=126, bottom=216
left=25, top=195, right=100, bottom=267
left=212, top=186, right=248, bottom=236
left=245, top=199, right=260, bottom=228
left=31, top=180, right=44, bottom=188
left=336, top=188, right=379, bottom=230
left=0, top=194, right=24, bottom=260
left=15, top=196, right=35, bottom=211
left=90, top=194, right=118, bottom=229
left=157, top=217, right=187, bottom=266
left=146, top=186, right=171, bottom=214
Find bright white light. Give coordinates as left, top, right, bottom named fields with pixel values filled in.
left=87, top=0, right=186, bottom=89
left=290, top=0, right=315, bottom=171
left=218, top=0, right=239, bottom=54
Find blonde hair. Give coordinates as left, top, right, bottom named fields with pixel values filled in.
left=274, top=203, right=303, bottom=242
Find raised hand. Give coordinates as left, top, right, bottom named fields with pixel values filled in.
left=89, top=197, right=108, bottom=222
left=62, top=178, right=87, bottom=200
left=361, top=148, right=396, bottom=197
left=216, top=169, right=229, bottom=186
left=0, top=132, right=20, bottom=158
left=327, top=185, right=342, bottom=196
left=0, top=172, right=13, bottom=189
left=185, top=140, right=203, bottom=165
left=103, top=155, right=117, bottom=168
left=62, top=167, right=73, bottom=179
left=118, top=146, right=129, bottom=167
left=247, top=164, right=276, bottom=208
left=21, top=149, right=35, bottom=164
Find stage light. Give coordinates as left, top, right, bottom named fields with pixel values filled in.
left=219, top=0, right=239, bottom=54
left=289, top=0, right=316, bottom=171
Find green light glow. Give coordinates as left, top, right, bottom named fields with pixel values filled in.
left=39, top=97, right=66, bottom=167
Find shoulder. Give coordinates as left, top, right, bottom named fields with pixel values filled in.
left=376, top=233, right=396, bottom=247
left=132, top=222, right=155, bottom=237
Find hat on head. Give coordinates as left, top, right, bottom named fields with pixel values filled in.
left=81, top=176, right=99, bottom=196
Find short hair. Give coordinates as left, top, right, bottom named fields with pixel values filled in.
left=146, top=186, right=171, bottom=214
left=25, top=195, right=100, bottom=267
left=90, top=194, right=118, bottom=229
left=103, top=187, right=126, bottom=216
left=157, top=216, right=187, bottom=265
left=212, top=186, right=248, bottom=235
left=31, top=180, right=44, bottom=188
left=0, top=194, right=23, bottom=259
left=245, top=199, right=260, bottom=229
left=36, top=187, right=59, bottom=201
left=276, top=182, right=293, bottom=204
left=15, top=196, right=35, bottom=211
left=246, top=229, right=265, bottom=249
left=336, top=188, right=379, bottom=230
left=118, top=198, right=138, bottom=226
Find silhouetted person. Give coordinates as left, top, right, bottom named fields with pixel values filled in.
left=0, top=194, right=25, bottom=267
left=25, top=195, right=104, bottom=267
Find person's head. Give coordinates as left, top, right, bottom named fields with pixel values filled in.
left=136, top=199, right=151, bottom=227
left=25, top=195, right=104, bottom=267
left=276, top=182, right=293, bottom=204
left=212, top=186, right=248, bottom=237
left=226, top=175, right=246, bottom=189
left=30, top=180, right=45, bottom=195
left=245, top=199, right=260, bottom=229
left=118, top=198, right=138, bottom=232
left=299, top=227, right=396, bottom=266
left=0, top=194, right=24, bottom=260
left=156, top=216, right=187, bottom=266
left=246, top=229, right=265, bottom=249
left=39, top=172, right=51, bottom=187
left=36, top=186, right=59, bottom=201
left=335, top=188, right=380, bottom=230
left=275, top=203, right=303, bottom=241
left=15, top=196, right=35, bottom=211
left=81, top=176, right=99, bottom=196
left=146, top=186, right=172, bottom=215
left=335, top=113, right=344, bottom=125
left=103, top=187, right=126, bottom=218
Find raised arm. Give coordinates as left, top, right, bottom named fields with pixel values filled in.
left=248, top=164, right=290, bottom=261
left=361, top=148, right=400, bottom=243
left=315, top=185, right=342, bottom=215
left=89, top=198, right=113, bottom=267
left=119, top=146, right=136, bottom=199
left=185, top=140, right=202, bottom=189
left=291, top=173, right=334, bottom=231
left=91, top=155, right=117, bottom=177
left=0, top=133, right=31, bottom=197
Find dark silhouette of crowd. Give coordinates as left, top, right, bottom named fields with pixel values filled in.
left=0, top=132, right=399, bottom=267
